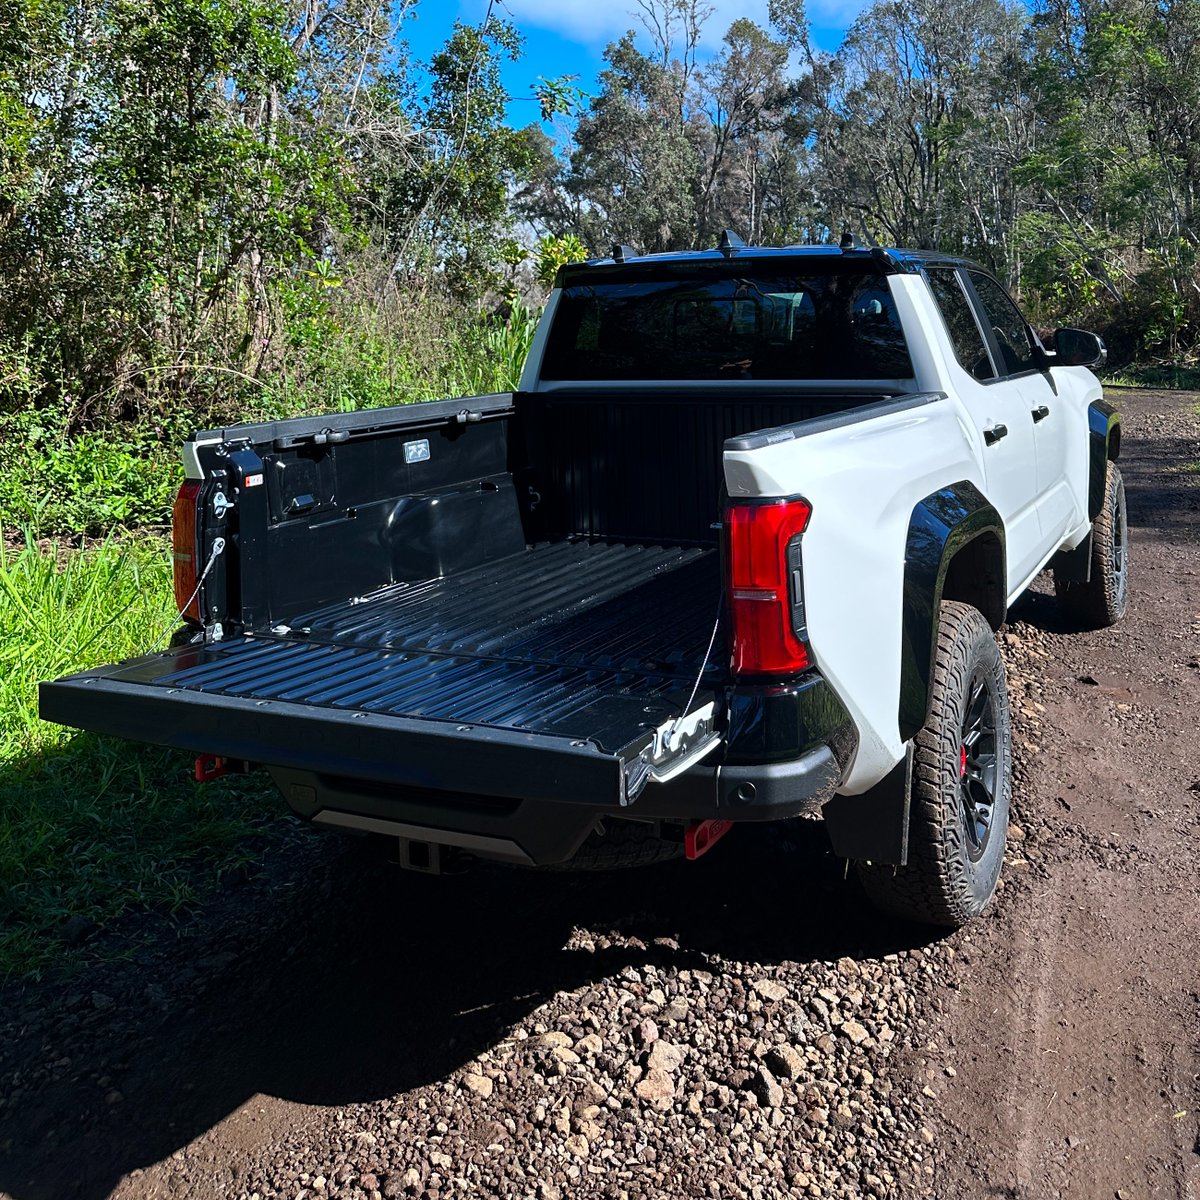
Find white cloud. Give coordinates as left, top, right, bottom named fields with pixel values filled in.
left=474, top=0, right=869, bottom=56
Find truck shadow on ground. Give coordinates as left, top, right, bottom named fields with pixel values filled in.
left=0, top=817, right=939, bottom=1200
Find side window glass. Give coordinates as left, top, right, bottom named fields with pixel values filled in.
left=927, top=269, right=995, bottom=382
left=968, top=272, right=1038, bottom=376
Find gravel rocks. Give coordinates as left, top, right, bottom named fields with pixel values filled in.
left=644, top=1040, right=684, bottom=1072
left=840, top=1020, right=870, bottom=1045
left=751, top=979, right=789, bottom=1002
left=0, top=684, right=966, bottom=1200
left=749, top=1064, right=785, bottom=1108
left=763, top=1044, right=806, bottom=1081
left=460, top=1074, right=493, bottom=1099
left=206, top=922, right=946, bottom=1200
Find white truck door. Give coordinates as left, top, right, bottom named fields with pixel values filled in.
left=964, top=271, right=1078, bottom=547
left=924, top=267, right=1044, bottom=592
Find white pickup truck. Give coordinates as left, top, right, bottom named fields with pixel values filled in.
left=41, top=240, right=1125, bottom=927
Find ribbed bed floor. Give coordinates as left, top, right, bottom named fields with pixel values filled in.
left=155, top=540, right=722, bottom=747
left=282, top=539, right=718, bottom=673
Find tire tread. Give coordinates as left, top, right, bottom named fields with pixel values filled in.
left=857, top=600, right=1010, bottom=927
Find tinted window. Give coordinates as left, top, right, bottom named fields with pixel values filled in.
left=968, top=272, right=1039, bottom=376
left=927, top=269, right=995, bottom=381
left=540, top=269, right=914, bottom=381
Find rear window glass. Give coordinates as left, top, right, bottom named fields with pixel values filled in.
left=540, top=270, right=914, bottom=381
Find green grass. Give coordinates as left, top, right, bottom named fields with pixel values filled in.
left=1103, top=364, right=1200, bottom=391
left=0, top=301, right=540, bottom=979
left=0, top=533, right=284, bottom=979
left=0, top=408, right=185, bottom=536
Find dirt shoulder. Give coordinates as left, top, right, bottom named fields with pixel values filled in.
left=0, top=389, right=1197, bottom=1200
left=928, top=388, right=1200, bottom=1198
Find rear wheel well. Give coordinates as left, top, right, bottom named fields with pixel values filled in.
left=941, top=532, right=1006, bottom=630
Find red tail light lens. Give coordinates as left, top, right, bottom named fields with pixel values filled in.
left=172, top=481, right=202, bottom=622
left=728, top=497, right=812, bottom=675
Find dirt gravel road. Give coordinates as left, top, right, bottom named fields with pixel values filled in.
left=1, top=388, right=1198, bottom=1200
left=931, top=388, right=1200, bottom=1199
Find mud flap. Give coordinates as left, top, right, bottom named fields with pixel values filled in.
left=1052, top=534, right=1092, bottom=583
left=822, top=743, right=913, bottom=865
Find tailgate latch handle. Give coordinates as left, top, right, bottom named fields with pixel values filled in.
left=638, top=701, right=721, bottom=789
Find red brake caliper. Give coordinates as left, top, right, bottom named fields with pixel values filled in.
left=960, top=745, right=968, bottom=777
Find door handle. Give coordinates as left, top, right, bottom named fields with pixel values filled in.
left=983, top=423, right=1008, bottom=446
left=1031, top=405, right=1050, bottom=422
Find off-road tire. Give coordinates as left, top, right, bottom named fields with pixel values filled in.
left=1054, top=462, right=1129, bottom=629
left=858, top=600, right=1011, bottom=927
left=559, top=820, right=684, bottom=871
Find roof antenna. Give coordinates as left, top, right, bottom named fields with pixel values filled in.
left=611, top=243, right=637, bottom=264
left=718, top=229, right=747, bottom=257
left=839, top=228, right=856, bottom=251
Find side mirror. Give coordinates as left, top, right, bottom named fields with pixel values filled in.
left=1053, top=327, right=1107, bottom=369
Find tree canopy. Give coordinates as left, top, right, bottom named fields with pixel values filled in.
left=2, top=0, right=1198, bottom=435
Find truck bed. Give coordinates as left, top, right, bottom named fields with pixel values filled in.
left=44, top=383, right=895, bottom=814
left=42, top=540, right=724, bottom=803
left=171, top=539, right=718, bottom=739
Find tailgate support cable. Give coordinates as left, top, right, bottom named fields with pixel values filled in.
left=626, top=597, right=724, bottom=801
left=667, top=596, right=723, bottom=746
left=145, top=536, right=227, bottom=653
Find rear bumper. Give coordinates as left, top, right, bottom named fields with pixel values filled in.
left=278, top=742, right=845, bottom=867
left=274, top=666, right=853, bottom=871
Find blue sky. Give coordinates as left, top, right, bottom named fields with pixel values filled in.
left=403, top=0, right=863, bottom=130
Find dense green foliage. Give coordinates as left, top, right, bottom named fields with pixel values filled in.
left=2, top=0, right=1197, bottom=540
left=0, top=0, right=553, bottom=538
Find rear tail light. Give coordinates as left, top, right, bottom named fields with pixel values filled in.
left=172, top=480, right=203, bottom=621
left=728, top=497, right=812, bottom=675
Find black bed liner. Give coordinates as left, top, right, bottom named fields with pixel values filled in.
left=41, top=541, right=724, bottom=807
left=280, top=539, right=716, bottom=664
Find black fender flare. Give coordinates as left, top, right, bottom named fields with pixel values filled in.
left=1087, top=399, right=1121, bottom=522
left=898, top=481, right=1006, bottom=742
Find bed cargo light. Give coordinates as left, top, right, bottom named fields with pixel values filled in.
left=172, top=480, right=203, bottom=622
left=727, top=497, right=812, bottom=675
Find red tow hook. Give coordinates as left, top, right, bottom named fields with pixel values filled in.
left=194, top=754, right=230, bottom=782
left=685, top=818, right=734, bottom=860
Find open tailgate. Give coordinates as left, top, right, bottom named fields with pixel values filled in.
left=39, top=634, right=721, bottom=808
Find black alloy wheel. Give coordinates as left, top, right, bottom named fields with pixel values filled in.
left=959, top=671, right=999, bottom=863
